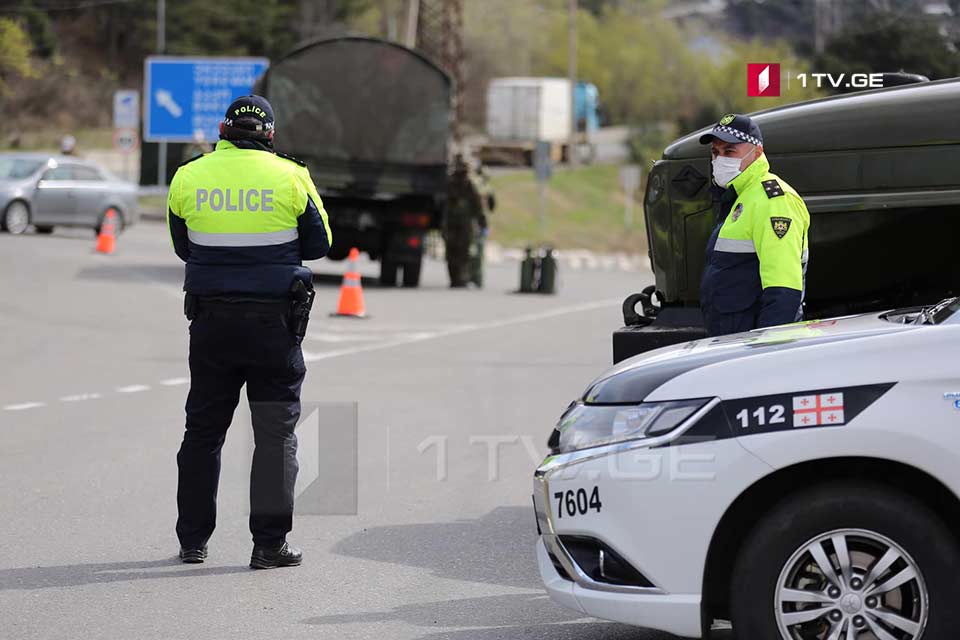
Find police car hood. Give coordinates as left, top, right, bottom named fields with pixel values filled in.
left=584, top=312, right=917, bottom=404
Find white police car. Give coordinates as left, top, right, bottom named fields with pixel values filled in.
left=534, top=298, right=960, bottom=639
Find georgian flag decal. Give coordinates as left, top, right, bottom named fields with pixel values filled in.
left=793, top=393, right=845, bottom=427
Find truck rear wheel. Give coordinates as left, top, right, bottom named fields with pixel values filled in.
left=402, top=259, right=421, bottom=288
left=731, top=483, right=960, bottom=640
left=380, top=259, right=398, bottom=287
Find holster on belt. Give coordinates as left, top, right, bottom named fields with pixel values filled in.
left=289, top=279, right=316, bottom=338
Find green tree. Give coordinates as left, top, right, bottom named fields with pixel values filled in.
left=0, top=18, right=32, bottom=95
left=725, top=0, right=816, bottom=56
left=818, top=12, right=960, bottom=80
left=692, top=39, right=822, bottom=128
left=534, top=6, right=702, bottom=124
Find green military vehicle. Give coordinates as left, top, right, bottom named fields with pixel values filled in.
left=614, top=77, right=960, bottom=362
left=255, top=37, right=451, bottom=287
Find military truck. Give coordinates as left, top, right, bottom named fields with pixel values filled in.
left=614, top=77, right=960, bottom=363
left=255, top=37, right=451, bottom=287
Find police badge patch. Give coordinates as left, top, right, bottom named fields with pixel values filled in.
left=731, top=203, right=743, bottom=222
left=770, top=217, right=791, bottom=239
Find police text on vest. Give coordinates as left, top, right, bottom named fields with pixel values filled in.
left=195, top=189, right=274, bottom=212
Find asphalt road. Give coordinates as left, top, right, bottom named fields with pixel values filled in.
left=0, top=222, right=687, bottom=640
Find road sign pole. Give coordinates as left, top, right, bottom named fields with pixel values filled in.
left=156, top=0, right=166, bottom=186
left=538, top=181, right=546, bottom=237
left=157, top=143, right=167, bottom=187
left=533, top=140, right=553, bottom=239
left=619, top=164, right=641, bottom=229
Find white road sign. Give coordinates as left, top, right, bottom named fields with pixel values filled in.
left=113, top=90, right=140, bottom=129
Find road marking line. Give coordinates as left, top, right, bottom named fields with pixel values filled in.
left=4, top=299, right=621, bottom=410
left=3, top=402, right=45, bottom=411
left=60, top=393, right=102, bottom=402
left=116, top=385, right=150, bottom=393
left=306, top=331, right=436, bottom=343
left=302, top=298, right=620, bottom=363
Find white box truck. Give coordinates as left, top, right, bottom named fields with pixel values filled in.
left=480, top=77, right=573, bottom=166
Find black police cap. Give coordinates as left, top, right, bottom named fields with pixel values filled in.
left=222, top=95, right=275, bottom=133
left=699, top=113, right=762, bottom=146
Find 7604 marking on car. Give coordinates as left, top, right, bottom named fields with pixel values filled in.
left=554, top=486, right=602, bottom=519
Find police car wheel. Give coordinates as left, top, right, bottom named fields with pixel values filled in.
left=730, top=483, right=960, bottom=640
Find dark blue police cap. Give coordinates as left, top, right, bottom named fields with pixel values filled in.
left=699, top=113, right=762, bottom=146
left=222, top=95, right=275, bottom=133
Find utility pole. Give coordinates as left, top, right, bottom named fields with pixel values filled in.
left=157, top=0, right=167, bottom=187
left=567, top=0, right=578, bottom=166
left=417, top=0, right=464, bottom=147
left=404, top=0, right=420, bottom=48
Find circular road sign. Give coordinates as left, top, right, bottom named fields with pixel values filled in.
left=113, top=128, right=139, bottom=154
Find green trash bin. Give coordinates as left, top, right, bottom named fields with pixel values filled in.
left=538, top=247, right=557, bottom=294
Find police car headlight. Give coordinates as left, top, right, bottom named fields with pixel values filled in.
left=550, top=399, right=709, bottom=454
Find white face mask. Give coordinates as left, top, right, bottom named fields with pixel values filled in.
left=711, top=155, right=745, bottom=188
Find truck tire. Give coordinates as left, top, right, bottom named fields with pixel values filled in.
left=730, top=482, right=960, bottom=640
left=380, top=259, right=399, bottom=287
left=402, top=259, right=421, bottom=288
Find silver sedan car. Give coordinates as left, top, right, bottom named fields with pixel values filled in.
left=0, top=153, right=139, bottom=235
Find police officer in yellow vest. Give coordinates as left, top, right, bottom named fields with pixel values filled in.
left=699, top=114, right=810, bottom=337
left=167, top=95, right=332, bottom=569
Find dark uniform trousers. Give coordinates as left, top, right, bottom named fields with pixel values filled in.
left=176, top=301, right=305, bottom=549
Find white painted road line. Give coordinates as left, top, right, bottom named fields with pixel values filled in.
left=60, top=393, right=102, bottom=402
left=116, top=385, right=151, bottom=393
left=3, top=299, right=620, bottom=409
left=3, top=402, right=45, bottom=411
left=302, top=298, right=620, bottom=363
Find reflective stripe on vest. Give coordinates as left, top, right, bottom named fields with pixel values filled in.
left=187, top=228, right=299, bottom=247
left=714, top=238, right=756, bottom=253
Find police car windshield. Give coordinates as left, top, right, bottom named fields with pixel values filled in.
left=916, top=297, right=960, bottom=325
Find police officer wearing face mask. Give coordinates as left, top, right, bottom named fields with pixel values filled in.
left=167, top=95, right=332, bottom=569
left=699, top=113, right=810, bottom=337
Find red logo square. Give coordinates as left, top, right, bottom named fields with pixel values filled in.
left=747, top=63, right=781, bottom=97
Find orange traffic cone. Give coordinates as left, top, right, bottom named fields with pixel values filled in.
left=95, top=208, right=117, bottom=255
left=331, top=247, right=366, bottom=318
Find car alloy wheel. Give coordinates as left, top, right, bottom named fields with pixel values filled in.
left=4, top=201, right=29, bottom=235
left=775, top=528, right=928, bottom=640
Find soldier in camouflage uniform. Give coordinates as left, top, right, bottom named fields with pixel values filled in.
left=466, top=161, right=495, bottom=287
left=444, top=155, right=485, bottom=288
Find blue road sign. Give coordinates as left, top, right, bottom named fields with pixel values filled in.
left=144, top=56, right=269, bottom=143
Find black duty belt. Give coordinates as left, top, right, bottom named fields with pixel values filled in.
left=193, top=295, right=290, bottom=315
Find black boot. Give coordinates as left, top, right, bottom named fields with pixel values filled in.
left=250, top=541, right=302, bottom=569
left=179, top=546, right=208, bottom=564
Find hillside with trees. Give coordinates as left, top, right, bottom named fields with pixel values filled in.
left=0, top=0, right=957, bottom=150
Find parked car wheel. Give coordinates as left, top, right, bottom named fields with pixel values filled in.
left=35, top=226, right=54, bottom=234
left=731, top=483, right=960, bottom=640
left=2, top=200, right=30, bottom=235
